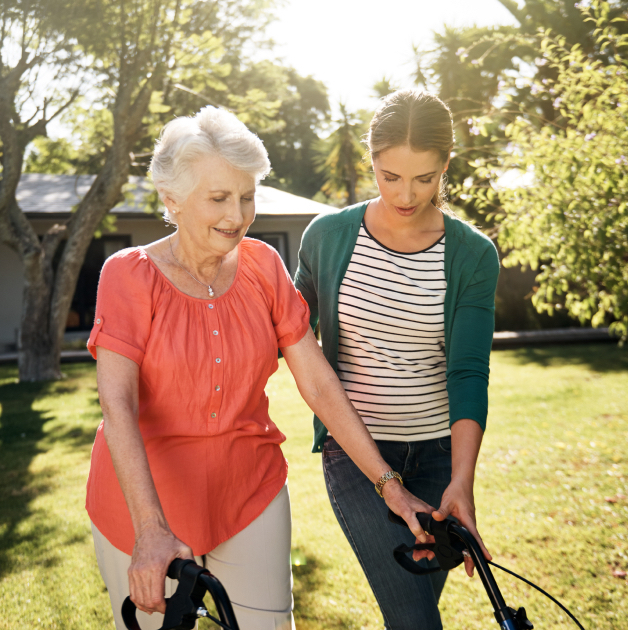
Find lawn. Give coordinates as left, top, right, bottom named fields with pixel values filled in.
left=0, top=344, right=626, bottom=630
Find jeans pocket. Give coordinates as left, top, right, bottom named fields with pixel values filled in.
left=322, top=437, right=346, bottom=457
left=437, top=436, right=452, bottom=454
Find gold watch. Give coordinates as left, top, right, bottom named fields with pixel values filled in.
left=375, top=471, right=403, bottom=497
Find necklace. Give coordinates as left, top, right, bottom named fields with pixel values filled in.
left=169, top=235, right=222, bottom=298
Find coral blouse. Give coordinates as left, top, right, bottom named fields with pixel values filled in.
left=86, top=239, right=310, bottom=556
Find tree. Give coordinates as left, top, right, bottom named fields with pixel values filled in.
left=314, top=104, right=371, bottom=207
left=0, top=0, right=87, bottom=380
left=371, top=76, right=399, bottom=100
left=413, top=1, right=628, bottom=218
left=466, top=1, right=628, bottom=340
left=231, top=61, right=331, bottom=198
left=0, top=0, right=276, bottom=381
left=412, top=24, right=532, bottom=223
left=25, top=59, right=330, bottom=199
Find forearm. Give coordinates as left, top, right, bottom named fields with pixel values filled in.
left=283, top=330, right=392, bottom=484
left=450, top=418, right=484, bottom=489
left=102, top=409, right=169, bottom=535
left=97, top=348, right=192, bottom=613
left=306, top=370, right=393, bottom=484
left=97, top=347, right=169, bottom=537
left=284, top=331, right=442, bottom=537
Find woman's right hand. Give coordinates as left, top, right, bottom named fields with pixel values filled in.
left=381, top=480, right=438, bottom=562
left=128, top=522, right=194, bottom=614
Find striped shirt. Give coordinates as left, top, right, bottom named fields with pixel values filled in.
left=337, top=222, right=450, bottom=442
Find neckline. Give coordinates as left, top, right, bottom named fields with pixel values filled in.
left=139, top=243, right=243, bottom=303
left=361, top=219, right=445, bottom=256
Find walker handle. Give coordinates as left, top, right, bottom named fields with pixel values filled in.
left=121, top=559, right=240, bottom=630
left=388, top=510, right=529, bottom=629
left=387, top=509, right=433, bottom=533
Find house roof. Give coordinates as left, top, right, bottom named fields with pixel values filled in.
left=16, top=173, right=333, bottom=218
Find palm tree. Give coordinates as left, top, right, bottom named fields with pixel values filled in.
left=314, top=104, right=370, bottom=206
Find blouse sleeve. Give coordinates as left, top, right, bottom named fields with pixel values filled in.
left=87, top=250, right=154, bottom=365
left=262, top=246, right=310, bottom=348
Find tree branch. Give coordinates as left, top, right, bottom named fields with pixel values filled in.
left=42, top=223, right=68, bottom=261
left=495, top=0, right=527, bottom=24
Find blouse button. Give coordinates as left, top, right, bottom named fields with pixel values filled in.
left=96, top=318, right=101, bottom=324
left=211, top=412, right=217, bottom=418
left=215, top=385, right=221, bottom=391
left=213, top=330, right=218, bottom=335
left=216, top=358, right=221, bottom=363
left=208, top=304, right=214, bottom=309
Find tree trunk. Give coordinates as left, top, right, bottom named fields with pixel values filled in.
left=347, top=169, right=357, bottom=206
left=17, top=223, right=70, bottom=381
left=15, top=151, right=132, bottom=381
left=19, top=251, right=62, bottom=381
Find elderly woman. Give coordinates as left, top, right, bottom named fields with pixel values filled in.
left=86, top=106, right=427, bottom=630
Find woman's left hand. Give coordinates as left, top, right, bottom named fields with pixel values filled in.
left=431, top=476, right=492, bottom=577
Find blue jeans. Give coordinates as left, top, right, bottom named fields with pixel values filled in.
left=322, top=436, right=453, bottom=630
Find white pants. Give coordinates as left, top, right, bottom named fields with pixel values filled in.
left=91, top=484, right=295, bottom=630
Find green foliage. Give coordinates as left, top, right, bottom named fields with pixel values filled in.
left=231, top=62, right=331, bottom=198
left=19, top=0, right=280, bottom=170
left=416, top=0, right=628, bottom=224
left=371, top=76, right=399, bottom=100
left=412, top=24, right=529, bottom=223
left=24, top=107, right=114, bottom=175
left=22, top=15, right=330, bottom=199
left=465, top=1, right=628, bottom=340
left=314, top=104, right=371, bottom=207
left=24, top=138, right=79, bottom=174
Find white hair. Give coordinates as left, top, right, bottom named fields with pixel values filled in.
left=149, top=107, right=271, bottom=224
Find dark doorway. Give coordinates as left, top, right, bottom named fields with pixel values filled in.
left=64, top=236, right=131, bottom=331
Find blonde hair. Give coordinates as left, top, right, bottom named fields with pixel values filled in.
left=367, top=90, right=454, bottom=210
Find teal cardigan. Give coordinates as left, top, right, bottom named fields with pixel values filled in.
left=294, top=201, right=500, bottom=453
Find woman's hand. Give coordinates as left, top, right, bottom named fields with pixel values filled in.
left=429, top=419, right=491, bottom=577
left=431, top=476, right=492, bottom=577
left=128, top=521, right=194, bottom=614
left=381, top=480, right=437, bottom=563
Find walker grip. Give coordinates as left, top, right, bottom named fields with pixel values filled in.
left=121, top=559, right=240, bottom=630
left=387, top=510, right=439, bottom=535
left=388, top=510, right=465, bottom=573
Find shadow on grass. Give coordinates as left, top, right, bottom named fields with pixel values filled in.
left=46, top=404, right=102, bottom=450
left=495, top=342, right=628, bottom=373
left=0, top=378, right=77, bottom=578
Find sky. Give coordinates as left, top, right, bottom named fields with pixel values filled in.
left=266, top=0, right=520, bottom=113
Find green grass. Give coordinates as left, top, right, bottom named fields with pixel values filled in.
left=0, top=344, right=627, bottom=629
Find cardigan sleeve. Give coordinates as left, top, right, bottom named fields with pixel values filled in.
left=446, top=243, right=500, bottom=431
left=294, top=232, right=320, bottom=332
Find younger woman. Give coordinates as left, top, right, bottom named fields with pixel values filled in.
left=295, top=90, right=500, bottom=629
